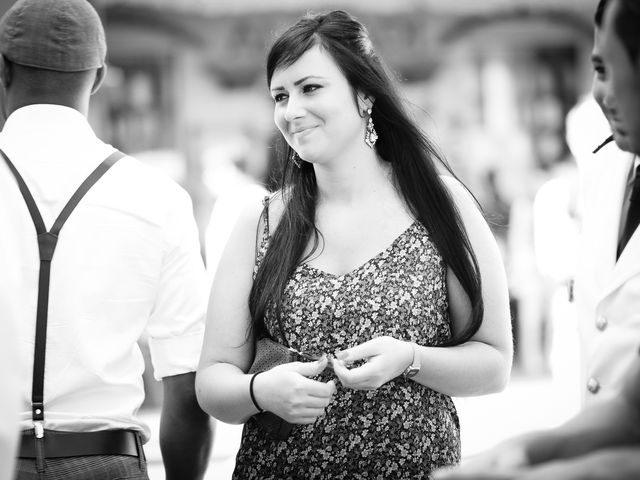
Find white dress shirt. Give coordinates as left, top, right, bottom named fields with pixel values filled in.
left=575, top=144, right=640, bottom=406
left=0, top=105, right=207, bottom=441
left=0, top=222, right=21, bottom=480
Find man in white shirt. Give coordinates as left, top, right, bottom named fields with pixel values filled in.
left=0, top=0, right=212, bottom=478
left=573, top=0, right=640, bottom=410
left=0, top=243, right=21, bottom=480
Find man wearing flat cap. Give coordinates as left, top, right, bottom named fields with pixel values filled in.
left=0, top=0, right=212, bottom=479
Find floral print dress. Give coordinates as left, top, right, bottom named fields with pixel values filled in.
left=233, top=207, right=460, bottom=479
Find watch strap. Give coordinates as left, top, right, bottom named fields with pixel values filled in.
left=402, top=342, right=420, bottom=379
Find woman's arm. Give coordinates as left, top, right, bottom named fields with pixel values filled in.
left=408, top=176, right=513, bottom=395
left=195, top=198, right=266, bottom=423
left=334, top=176, right=513, bottom=396
left=195, top=196, right=336, bottom=424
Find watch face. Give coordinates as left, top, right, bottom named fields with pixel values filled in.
left=404, top=366, right=419, bottom=378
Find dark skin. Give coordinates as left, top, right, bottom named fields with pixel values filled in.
left=0, top=55, right=213, bottom=479
left=433, top=355, right=640, bottom=479
left=161, top=373, right=213, bottom=480
left=0, top=55, right=102, bottom=118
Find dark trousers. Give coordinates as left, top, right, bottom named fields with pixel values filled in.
left=15, top=451, right=148, bottom=480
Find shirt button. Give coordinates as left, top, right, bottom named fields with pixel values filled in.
left=587, top=377, right=601, bottom=394
left=595, top=316, right=608, bottom=331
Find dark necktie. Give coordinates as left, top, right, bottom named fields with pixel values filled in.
left=618, top=163, right=640, bottom=258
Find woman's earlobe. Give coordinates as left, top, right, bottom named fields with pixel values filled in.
left=356, top=92, right=375, bottom=116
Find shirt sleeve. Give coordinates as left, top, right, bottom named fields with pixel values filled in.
left=146, top=187, right=207, bottom=380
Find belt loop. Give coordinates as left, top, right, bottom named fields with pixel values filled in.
left=35, top=435, right=45, bottom=473
left=135, top=432, right=145, bottom=470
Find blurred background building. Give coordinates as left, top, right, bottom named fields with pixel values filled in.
left=85, top=0, right=598, bottom=378
left=0, top=0, right=603, bottom=476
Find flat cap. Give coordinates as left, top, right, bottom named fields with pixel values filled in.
left=0, top=0, right=106, bottom=72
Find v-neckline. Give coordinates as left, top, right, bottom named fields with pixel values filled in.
left=300, top=220, right=419, bottom=279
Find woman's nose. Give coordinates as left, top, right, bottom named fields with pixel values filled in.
left=284, top=95, right=305, bottom=122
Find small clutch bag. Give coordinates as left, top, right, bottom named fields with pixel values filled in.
left=248, top=337, right=298, bottom=440
left=249, top=337, right=299, bottom=374
left=248, top=337, right=332, bottom=440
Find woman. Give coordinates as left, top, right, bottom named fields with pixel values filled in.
left=196, top=10, right=512, bottom=479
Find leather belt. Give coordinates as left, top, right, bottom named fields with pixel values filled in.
left=19, top=429, right=140, bottom=459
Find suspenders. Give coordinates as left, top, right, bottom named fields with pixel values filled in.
left=0, top=148, right=124, bottom=469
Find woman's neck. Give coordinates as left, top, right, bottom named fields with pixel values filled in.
left=314, top=145, right=393, bottom=206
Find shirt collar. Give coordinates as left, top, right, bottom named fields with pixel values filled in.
left=2, top=104, right=96, bottom=140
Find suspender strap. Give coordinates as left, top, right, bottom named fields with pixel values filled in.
left=0, top=148, right=125, bottom=436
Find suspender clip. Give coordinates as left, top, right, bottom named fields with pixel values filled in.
left=34, top=421, right=44, bottom=439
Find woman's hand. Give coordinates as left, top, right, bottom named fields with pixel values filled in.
left=253, top=357, right=337, bottom=424
left=333, top=336, right=414, bottom=390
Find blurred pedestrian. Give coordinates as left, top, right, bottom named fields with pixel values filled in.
left=196, top=9, right=512, bottom=479
left=432, top=0, right=640, bottom=477
left=0, top=0, right=211, bottom=478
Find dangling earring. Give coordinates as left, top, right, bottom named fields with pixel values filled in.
left=364, top=108, right=378, bottom=148
left=291, top=151, right=302, bottom=168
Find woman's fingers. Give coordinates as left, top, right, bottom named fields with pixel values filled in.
left=306, top=378, right=337, bottom=398
left=257, top=368, right=336, bottom=423
left=335, top=340, right=376, bottom=364
left=333, top=359, right=376, bottom=388
left=333, top=336, right=415, bottom=390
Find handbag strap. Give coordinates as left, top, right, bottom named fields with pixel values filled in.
left=0, top=148, right=124, bottom=438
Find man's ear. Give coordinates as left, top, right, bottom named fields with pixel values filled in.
left=0, top=55, right=12, bottom=89
left=91, top=64, right=107, bottom=95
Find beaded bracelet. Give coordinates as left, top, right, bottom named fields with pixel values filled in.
left=249, top=372, right=264, bottom=413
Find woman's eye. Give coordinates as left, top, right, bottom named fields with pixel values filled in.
left=273, top=93, right=288, bottom=103
left=303, top=84, right=321, bottom=94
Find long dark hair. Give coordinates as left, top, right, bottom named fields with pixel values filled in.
left=249, top=10, right=483, bottom=346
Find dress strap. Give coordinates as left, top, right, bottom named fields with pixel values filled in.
left=253, top=195, right=272, bottom=275
left=261, top=194, right=271, bottom=237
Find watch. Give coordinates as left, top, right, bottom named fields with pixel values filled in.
left=402, top=342, right=420, bottom=379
